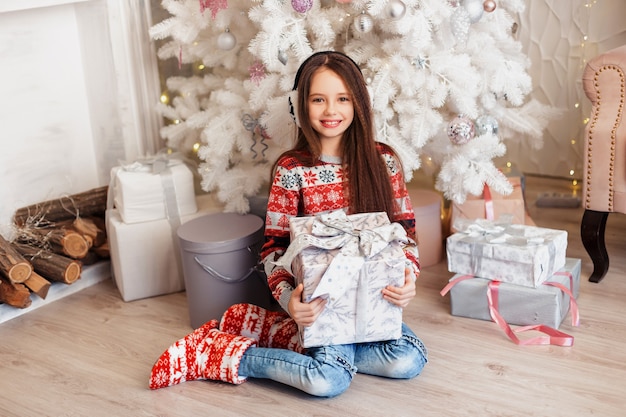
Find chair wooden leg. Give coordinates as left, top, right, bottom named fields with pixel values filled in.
left=581, top=209, right=610, bottom=283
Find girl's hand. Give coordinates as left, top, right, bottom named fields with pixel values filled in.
left=288, top=283, right=327, bottom=327
left=382, top=268, right=418, bottom=308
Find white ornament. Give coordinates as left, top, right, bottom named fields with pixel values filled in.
left=354, top=12, right=374, bottom=34
left=386, top=0, right=406, bottom=20
left=217, top=30, right=236, bottom=51
left=462, top=0, right=484, bottom=23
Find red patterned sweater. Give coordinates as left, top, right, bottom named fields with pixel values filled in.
left=261, top=143, right=420, bottom=312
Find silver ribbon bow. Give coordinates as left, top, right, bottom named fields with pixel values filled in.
left=274, top=210, right=408, bottom=300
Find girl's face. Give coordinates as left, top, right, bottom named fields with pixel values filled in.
left=307, top=67, right=354, bottom=154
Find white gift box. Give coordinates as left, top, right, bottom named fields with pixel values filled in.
left=106, top=195, right=222, bottom=302
left=447, top=219, right=568, bottom=287
left=110, top=157, right=197, bottom=224
left=443, top=258, right=581, bottom=328
left=275, top=211, right=408, bottom=348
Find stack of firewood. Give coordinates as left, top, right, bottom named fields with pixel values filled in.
left=0, top=186, right=110, bottom=309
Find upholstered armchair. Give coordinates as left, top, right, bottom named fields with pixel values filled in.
left=580, top=44, right=626, bottom=282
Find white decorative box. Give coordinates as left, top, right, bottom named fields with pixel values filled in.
left=106, top=195, right=222, bottom=302
left=276, top=211, right=408, bottom=348
left=110, top=158, right=197, bottom=224
left=447, top=219, right=568, bottom=287
left=443, top=258, right=581, bottom=329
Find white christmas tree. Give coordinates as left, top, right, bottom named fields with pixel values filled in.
left=149, top=0, right=557, bottom=213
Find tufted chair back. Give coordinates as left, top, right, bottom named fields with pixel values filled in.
left=580, top=44, right=626, bottom=282
left=583, top=44, right=626, bottom=213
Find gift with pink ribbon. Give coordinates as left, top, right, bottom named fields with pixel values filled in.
left=447, top=218, right=568, bottom=287
left=441, top=257, right=580, bottom=329
left=273, top=210, right=408, bottom=348
left=450, top=176, right=526, bottom=232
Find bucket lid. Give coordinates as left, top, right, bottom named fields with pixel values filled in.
left=177, top=212, right=264, bottom=253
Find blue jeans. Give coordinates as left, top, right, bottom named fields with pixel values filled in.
left=238, top=323, right=428, bottom=398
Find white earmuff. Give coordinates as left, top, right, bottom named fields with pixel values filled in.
left=288, top=90, right=300, bottom=128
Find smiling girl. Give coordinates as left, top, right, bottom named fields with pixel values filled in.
left=149, top=51, right=428, bottom=398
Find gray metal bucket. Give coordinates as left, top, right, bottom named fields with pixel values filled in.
left=177, top=212, right=273, bottom=328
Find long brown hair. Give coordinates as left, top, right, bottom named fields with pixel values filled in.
left=276, top=51, right=396, bottom=219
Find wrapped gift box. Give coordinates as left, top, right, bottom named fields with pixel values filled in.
left=110, top=158, right=197, bottom=224
left=451, top=177, right=525, bottom=232
left=106, top=195, right=222, bottom=302
left=279, top=211, right=408, bottom=348
left=444, top=258, right=580, bottom=329
left=447, top=219, right=567, bottom=287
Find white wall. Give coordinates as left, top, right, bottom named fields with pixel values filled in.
left=0, top=0, right=161, bottom=236
left=504, top=0, right=626, bottom=179
left=0, top=3, right=99, bottom=235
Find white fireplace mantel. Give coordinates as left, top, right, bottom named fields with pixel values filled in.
left=0, top=0, right=161, bottom=322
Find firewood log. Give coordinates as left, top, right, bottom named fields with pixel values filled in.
left=62, top=217, right=107, bottom=248
left=23, top=271, right=51, bottom=299
left=15, top=226, right=90, bottom=260
left=0, top=277, right=32, bottom=308
left=92, top=242, right=110, bottom=259
left=14, top=244, right=82, bottom=285
left=13, top=186, right=108, bottom=227
left=0, top=234, right=33, bottom=284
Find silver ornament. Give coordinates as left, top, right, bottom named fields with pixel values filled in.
left=217, top=30, right=236, bottom=51
left=386, top=0, right=407, bottom=20
left=354, top=12, right=374, bottom=34
left=475, top=115, right=499, bottom=136
left=447, top=114, right=476, bottom=145
left=277, top=49, right=288, bottom=65
left=462, top=0, right=484, bottom=23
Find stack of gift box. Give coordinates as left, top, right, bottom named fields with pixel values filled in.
left=441, top=174, right=580, bottom=343
left=105, top=156, right=222, bottom=302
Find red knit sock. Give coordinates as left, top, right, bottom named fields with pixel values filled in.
left=220, top=303, right=289, bottom=346
left=149, top=319, right=219, bottom=389
left=200, top=330, right=257, bottom=384
left=267, top=317, right=304, bottom=353
left=220, top=303, right=304, bottom=353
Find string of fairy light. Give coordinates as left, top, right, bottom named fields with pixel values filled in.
left=569, top=0, right=597, bottom=191
left=497, top=0, right=598, bottom=191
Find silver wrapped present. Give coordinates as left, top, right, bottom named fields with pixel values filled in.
left=442, top=258, right=580, bottom=329
left=447, top=218, right=568, bottom=287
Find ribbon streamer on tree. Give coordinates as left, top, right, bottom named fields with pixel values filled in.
left=242, top=113, right=269, bottom=160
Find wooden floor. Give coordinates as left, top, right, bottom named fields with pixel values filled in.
left=1, top=175, right=625, bottom=417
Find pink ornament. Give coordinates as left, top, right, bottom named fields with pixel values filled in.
left=447, top=114, right=476, bottom=145
left=291, top=0, right=313, bottom=13
left=483, top=0, right=497, bottom=12
left=249, top=61, right=266, bottom=86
